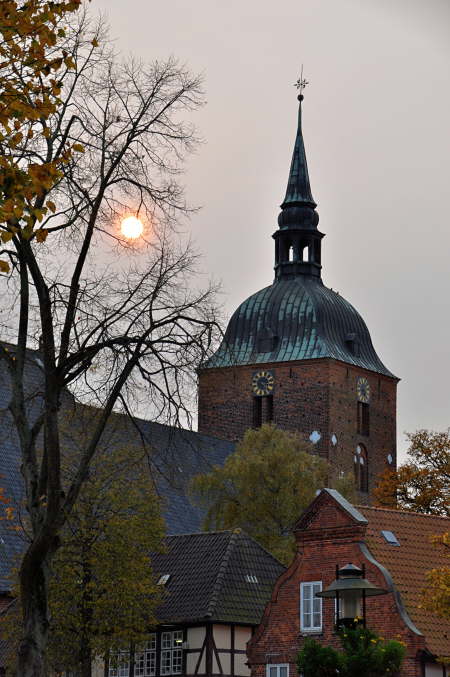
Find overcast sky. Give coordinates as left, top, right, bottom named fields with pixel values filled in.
left=94, top=0, right=450, bottom=460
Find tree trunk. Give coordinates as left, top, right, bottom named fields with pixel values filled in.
left=17, top=548, right=52, bottom=677
left=80, top=554, right=93, bottom=677
left=81, top=647, right=92, bottom=677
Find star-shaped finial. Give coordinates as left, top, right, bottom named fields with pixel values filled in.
left=294, top=65, right=309, bottom=96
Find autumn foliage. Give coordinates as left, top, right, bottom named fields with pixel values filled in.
left=420, top=532, right=450, bottom=622
left=374, top=429, right=450, bottom=623
left=374, top=429, right=450, bottom=516
left=0, top=0, right=85, bottom=269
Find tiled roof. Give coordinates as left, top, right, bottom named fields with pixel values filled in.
left=0, top=352, right=235, bottom=591
left=358, top=505, right=450, bottom=658
left=152, top=530, right=285, bottom=625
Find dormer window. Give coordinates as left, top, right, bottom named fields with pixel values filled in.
left=381, top=530, right=400, bottom=546
left=345, top=332, right=360, bottom=356
left=157, top=574, right=170, bottom=586
left=257, top=332, right=278, bottom=353
left=245, top=574, right=258, bottom=583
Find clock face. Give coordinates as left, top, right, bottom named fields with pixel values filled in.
left=252, top=370, right=275, bottom=397
left=356, top=377, right=370, bottom=403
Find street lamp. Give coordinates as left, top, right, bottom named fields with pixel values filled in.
left=316, top=563, right=388, bottom=628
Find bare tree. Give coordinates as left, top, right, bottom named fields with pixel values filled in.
left=0, top=12, right=218, bottom=676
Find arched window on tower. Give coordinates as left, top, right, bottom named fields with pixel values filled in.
left=302, top=245, right=309, bottom=262
left=253, top=397, right=262, bottom=428
left=288, top=245, right=294, bottom=262
left=357, top=401, right=370, bottom=435
left=314, top=240, right=321, bottom=264
left=354, top=444, right=369, bottom=493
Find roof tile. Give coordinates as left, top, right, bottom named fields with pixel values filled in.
left=358, top=505, right=450, bottom=657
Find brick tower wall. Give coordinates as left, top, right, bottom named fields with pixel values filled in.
left=197, top=358, right=397, bottom=496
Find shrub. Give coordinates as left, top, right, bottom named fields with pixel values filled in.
left=297, top=638, right=341, bottom=677
left=297, top=627, right=405, bottom=677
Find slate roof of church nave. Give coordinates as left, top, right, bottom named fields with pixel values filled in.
left=0, top=350, right=235, bottom=592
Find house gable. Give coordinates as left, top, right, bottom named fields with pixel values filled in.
left=247, top=489, right=432, bottom=677
left=293, top=487, right=368, bottom=544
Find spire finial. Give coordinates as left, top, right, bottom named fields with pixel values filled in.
left=294, top=65, right=309, bottom=101
left=273, top=72, right=322, bottom=281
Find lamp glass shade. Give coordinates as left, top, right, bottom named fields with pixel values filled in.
left=339, top=590, right=361, bottom=620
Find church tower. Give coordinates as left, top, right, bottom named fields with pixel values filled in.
left=198, top=93, right=398, bottom=497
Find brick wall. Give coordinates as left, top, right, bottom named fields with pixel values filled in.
left=247, top=493, right=425, bottom=677
left=198, top=358, right=397, bottom=496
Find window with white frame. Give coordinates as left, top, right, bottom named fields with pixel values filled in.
left=300, top=581, right=322, bottom=632
left=134, top=634, right=157, bottom=677
left=108, top=649, right=130, bottom=677
left=160, top=630, right=183, bottom=675
left=266, top=663, right=289, bottom=677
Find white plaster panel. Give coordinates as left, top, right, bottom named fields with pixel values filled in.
left=218, top=651, right=231, bottom=674
left=425, top=665, right=444, bottom=677
left=187, top=626, right=206, bottom=649
left=234, top=626, right=251, bottom=651
left=234, top=652, right=251, bottom=676
left=213, top=624, right=231, bottom=649
left=186, top=651, right=202, bottom=675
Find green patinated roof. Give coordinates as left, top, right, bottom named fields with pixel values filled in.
left=203, top=277, right=395, bottom=378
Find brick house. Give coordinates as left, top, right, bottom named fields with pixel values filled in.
left=247, top=488, right=450, bottom=677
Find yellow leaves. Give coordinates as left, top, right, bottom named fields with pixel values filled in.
left=1, top=230, right=14, bottom=243
left=421, top=564, right=450, bottom=620
left=49, top=78, right=62, bottom=96
left=32, top=207, right=46, bottom=222
left=35, top=228, right=48, bottom=243
left=64, top=55, right=76, bottom=70
left=0, top=0, right=82, bottom=241
left=46, top=200, right=56, bottom=213
left=91, top=38, right=99, bottom=47
left=10, top=130, right=23, bottom=147
left=72, top=143, right=85, bottom=153
left=0, top=260, right=10, bottom=273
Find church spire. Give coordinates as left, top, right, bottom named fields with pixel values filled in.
left=273, top=86, right=324, bottom=281
left=281, top=94, right=316, bottom=209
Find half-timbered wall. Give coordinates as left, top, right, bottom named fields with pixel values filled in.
left=185, top=623, right=251, bottom=677
left=103, top=623, right=252, bottom=677
left=186, top=626, right=206, bottom=675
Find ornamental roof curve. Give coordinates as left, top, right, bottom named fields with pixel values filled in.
left=203, top=277, right=396, bottom=379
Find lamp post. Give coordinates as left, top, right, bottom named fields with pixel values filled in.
left=316, top=563, right=388, bottom=629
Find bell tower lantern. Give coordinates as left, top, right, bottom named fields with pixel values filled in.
left=273, top=93, right=323, bottom=280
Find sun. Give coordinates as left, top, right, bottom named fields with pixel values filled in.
left=120, top=215, right=144, bottom=239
